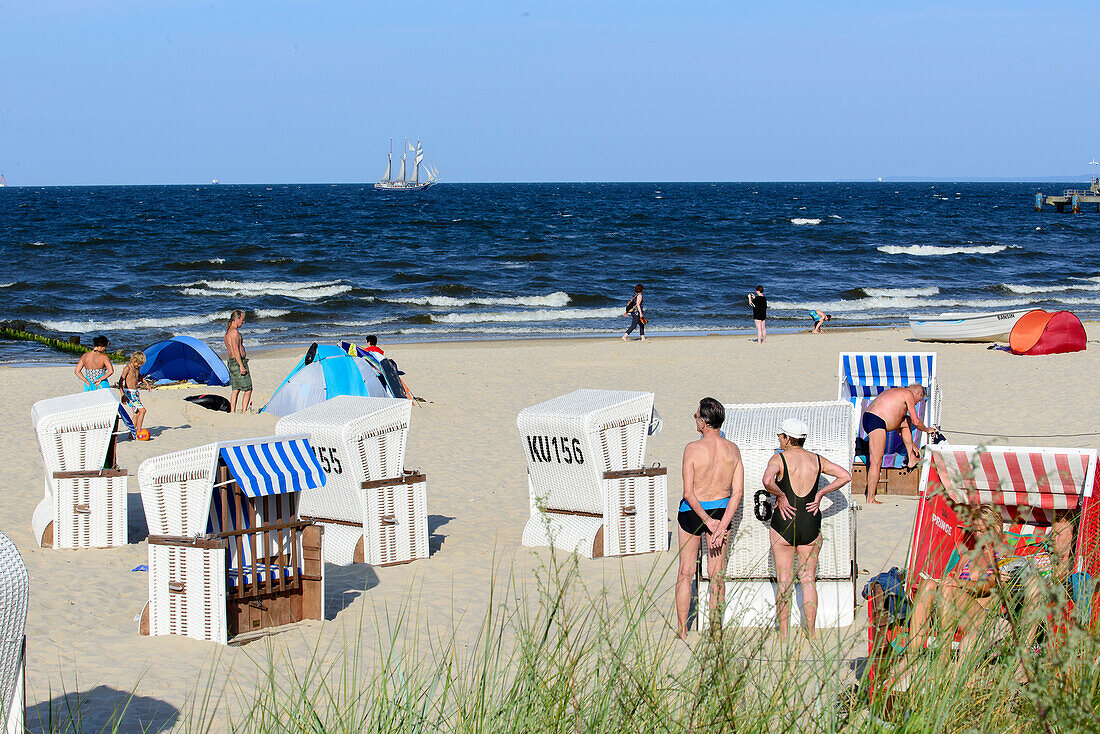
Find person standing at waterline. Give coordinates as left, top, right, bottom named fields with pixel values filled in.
left=224, top=310, right=252, bottom=413
left=749, top=286, right=767, bottom=343
left=621, top=284, right=647, bottom=341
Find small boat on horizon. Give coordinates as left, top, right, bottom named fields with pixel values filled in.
left=375, top=138, right=438, bottom=191
left=0, top=174, right=6, bottom=187
left=909, top=308, right=1034, bottom=342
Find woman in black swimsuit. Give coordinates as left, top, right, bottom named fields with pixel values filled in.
left=762, top=418, right=852, bottom=641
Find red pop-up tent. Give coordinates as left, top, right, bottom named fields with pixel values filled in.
left=1009, top=310, right=1086, bottom=355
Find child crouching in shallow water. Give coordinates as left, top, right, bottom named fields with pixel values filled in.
left=119, top=351, right=151, bottom=438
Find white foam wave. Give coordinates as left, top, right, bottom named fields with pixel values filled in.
left=829, top=214, right=842, bottom=219
left=36, top=308, right=289, bottom=333
left=181, top=279, right=351, bottom=300
left=207, top=258, right=225, bottom=264
left=790, top=218, right=822, bottom=225
left=28, top=241, right=47, bottom=247
left=877, top=245, right=1015, bottom=256
left=771, top=297, right=1037, bottom=314
left=389, top=292, right=571, bottom=308
left=1001, top=281, right=1100, bottom=294
left=432, top=307, right=621, bottom=324
left=501, top=262, right=529, bottom=269
left=863, top=287, right=940, bottom=298
left=0, top=282, right=14, bottom=288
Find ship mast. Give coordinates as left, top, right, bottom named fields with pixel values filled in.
left=381, top=139, right=392, bottom=183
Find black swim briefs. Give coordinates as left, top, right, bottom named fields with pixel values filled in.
left=862, top=411, right=888, bottom=435
left=677, top=502, right=728, bottom=536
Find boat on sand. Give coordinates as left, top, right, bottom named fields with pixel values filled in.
left=909, top=308, right=1034, bottom=342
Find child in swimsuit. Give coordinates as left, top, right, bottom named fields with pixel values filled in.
left=119, top=351, right=150, bottom=436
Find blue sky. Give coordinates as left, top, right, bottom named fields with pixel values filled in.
left=1, top=1, right=1098, bottom=184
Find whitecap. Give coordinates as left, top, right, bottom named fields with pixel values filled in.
left=180, top=279, right=351, bottom=300
left=863, top=287, right=940, bottom=298
left=877, top=245, right=1014, bottom=256
left=35, top=308, right=289, bottom=333
left=432, top=307, right=621, bottom=324
left=388, top=292, right=571, bottom=308
left=790, top=218, right=822, bottom=225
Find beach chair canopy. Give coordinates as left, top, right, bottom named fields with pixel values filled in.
left=31, top=390, right=120, bottom=473
left=518, top=389, right=658, bottom=515
left=141, top=335, right=230, bottom=386
left=716, top=401, right=857, bottom=581
left=838, top=352, right=940, bottom=468
left=139, top=435, right=326, bottom=538
left=907, top=444, right=1099, bottom=597
left=260, top=345, right=394, bottom=417
left=1009, top=310, right=1086, bottom=356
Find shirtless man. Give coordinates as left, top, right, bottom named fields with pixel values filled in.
left=675, top=397, right=744, bottom=639
left=224, top=310, right=251, bottom=413
left=863, top=384, right=932, bottom=503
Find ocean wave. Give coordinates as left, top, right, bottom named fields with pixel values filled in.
left=180, top=279, right=351, bottom=300
left=387, top=291, right=571, bottom=308
left=771, top=296, right=1037, bottom=313
left=1001, top=281, right=1100, bottom=294
left=877, top=245, right=1016, bottom=256
left=35, top=308, right=290, bottom=333
left=862, top=287, right=940, bottom=298
left=790, top=218, right=822, bottom=225
left=0, top=283, right=14, bottom=288
left=432, top=307, right=622, bottom=324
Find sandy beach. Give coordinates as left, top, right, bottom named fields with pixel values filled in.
left=4, top=325, right=1098, bottom=731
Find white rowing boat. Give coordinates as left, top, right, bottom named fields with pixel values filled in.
left=908, top=308, right=1034, bottom=342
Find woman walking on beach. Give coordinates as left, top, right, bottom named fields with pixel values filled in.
left=622, top=284, right=647, bottom=342
left=75, top=335, right=114, bottom=390
left=763, top=418, right=851, bottom=641
left=749, top=286, right=767, bottom=343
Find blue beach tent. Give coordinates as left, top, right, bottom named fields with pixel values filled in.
left=260, top=344, right=394, bottom=417
left=141, top=335, right=230, bottom=387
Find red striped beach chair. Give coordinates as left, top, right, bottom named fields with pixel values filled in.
left=867, top=443, right=1100, bottom=688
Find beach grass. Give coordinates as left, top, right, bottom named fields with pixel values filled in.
left=166, top=548, right=1100, bottom=733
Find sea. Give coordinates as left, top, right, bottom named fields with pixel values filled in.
left=1, top=182, right=1097, bottom=362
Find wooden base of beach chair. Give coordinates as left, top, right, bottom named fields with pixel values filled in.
left=852, top=464, right=921, bottom=498
left=33, top=470, right=128, bottom=549
left=696, top=578, right=856, bottom=631
left=228, top=525, right=325, bottom=640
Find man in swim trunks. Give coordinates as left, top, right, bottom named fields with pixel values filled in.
left=675, top=397, right=744, bottom=639
left=224, top=310, right=252, bottom=413
left=863, top=384, right=933, bottom=504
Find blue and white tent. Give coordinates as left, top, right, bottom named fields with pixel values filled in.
left=141, top=335, right=230, bottom=387
left=260, top=344, right=394, bottom=417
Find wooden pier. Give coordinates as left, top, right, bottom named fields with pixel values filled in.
left=1036, top=179, right=1100, bottom=212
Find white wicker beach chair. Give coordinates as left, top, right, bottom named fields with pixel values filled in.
left=0, top=534, right=27, bottom=734
left=697, top=401, right=857, bottom=630
left=275, top=396, right=428, bottom=566
left=837, top=352, right=941, bottom=468
left=31, top=391, right=128, bottom=549
left=517, top=389, right=667, bottom=558
left=137, top=435, right=327, bottom=644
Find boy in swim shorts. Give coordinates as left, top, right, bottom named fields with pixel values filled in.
left=810, top=310, right=831, bottom=333
left=119, top=351, right=151, bottom=436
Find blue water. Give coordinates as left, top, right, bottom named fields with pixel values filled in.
left=1, top=182, right=1096, bottom=361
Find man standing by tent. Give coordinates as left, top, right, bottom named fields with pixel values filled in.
left=224, top=310, right=252, bottom=413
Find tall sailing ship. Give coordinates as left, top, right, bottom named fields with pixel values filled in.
left=375, top=138, right=438, bottom=191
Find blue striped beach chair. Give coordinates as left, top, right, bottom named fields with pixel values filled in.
left=837, top=352, right=941, bottom=468
left=138, top=435, right=327, bottom=644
